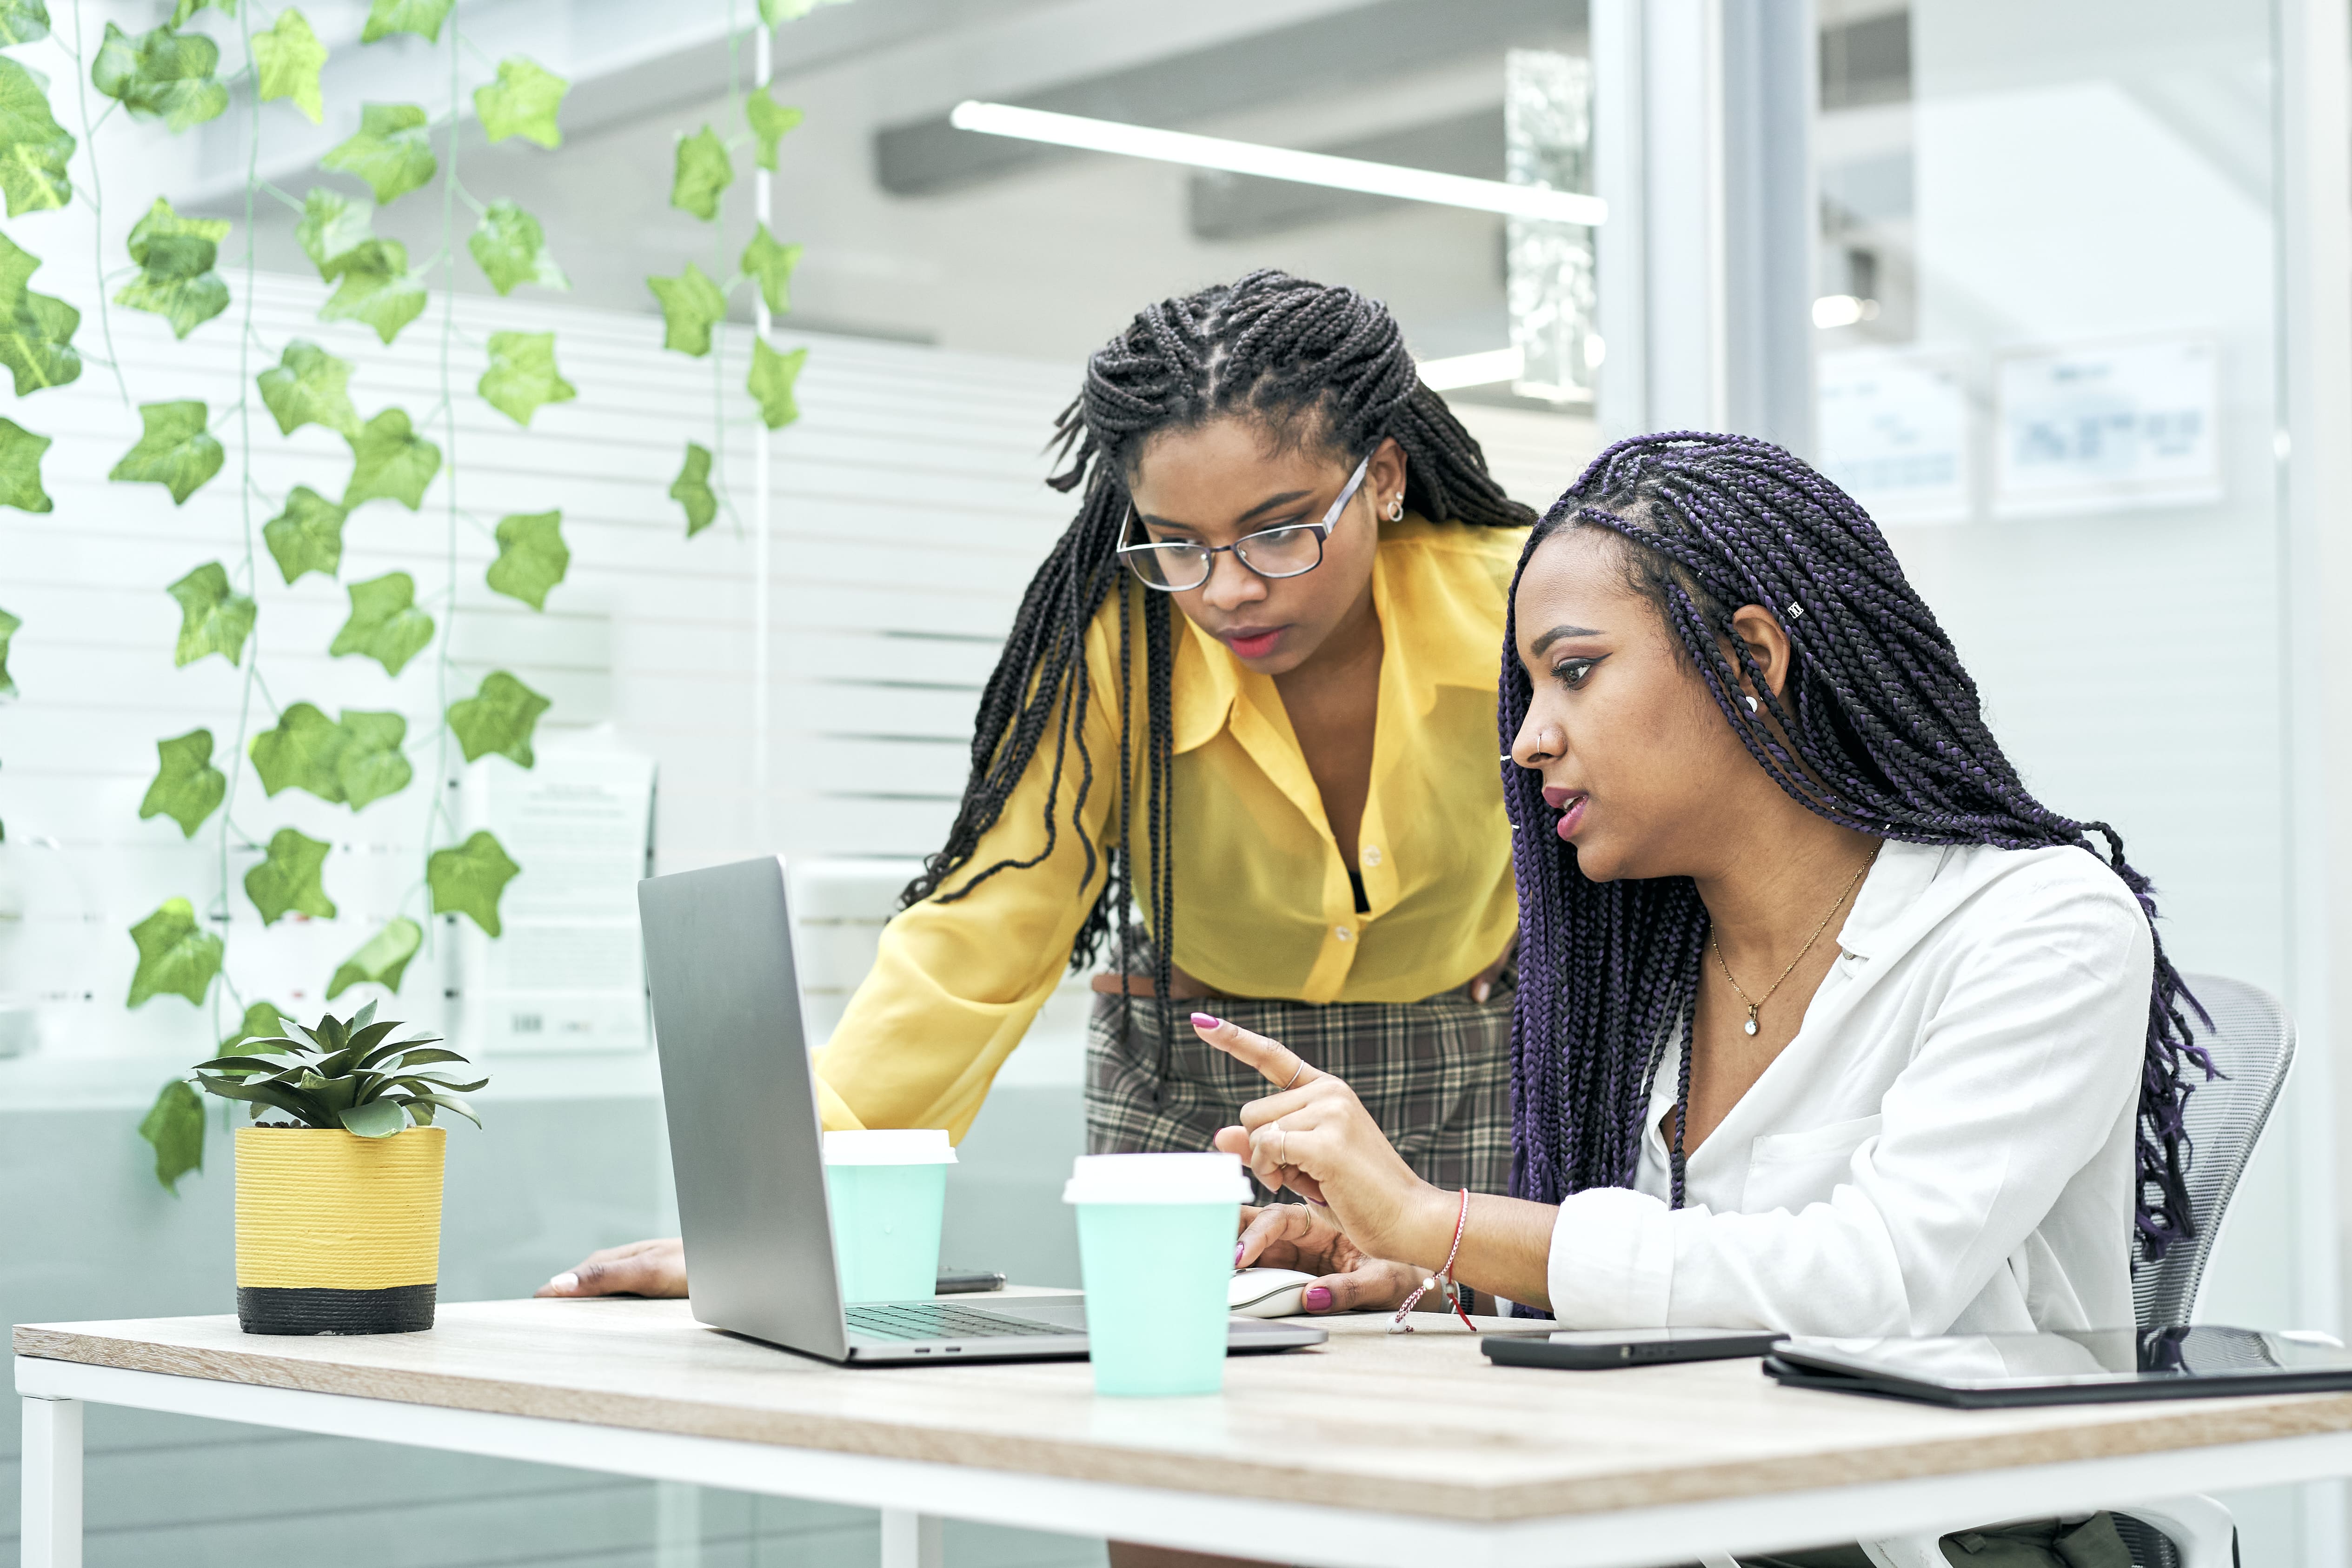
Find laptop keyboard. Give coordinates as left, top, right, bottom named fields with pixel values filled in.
left=846, top=1302, right=1070, bottom=1342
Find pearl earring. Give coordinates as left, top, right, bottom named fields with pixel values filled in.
left=1386, top=494, right=1405, bottom=522
left=1744, top=696, right=1760, bottom=714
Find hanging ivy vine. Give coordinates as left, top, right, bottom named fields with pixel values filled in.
left=0, top=0, right=817, bottom=1191
left=652, top=0, right=810, bottom=534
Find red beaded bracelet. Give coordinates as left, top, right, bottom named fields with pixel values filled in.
left=1389, top=1187, right=1478, bottom=1334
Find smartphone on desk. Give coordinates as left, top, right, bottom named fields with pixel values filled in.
left=1483, top=1327, right=1785, bottom=1369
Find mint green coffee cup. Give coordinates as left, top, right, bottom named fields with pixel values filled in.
left=1065, top=1152, right=1251, bottom=1396
left=824, top=1129, right=957, bottom=1302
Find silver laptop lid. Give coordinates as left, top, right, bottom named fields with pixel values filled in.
left=638, top=855, right=850, bottom=1359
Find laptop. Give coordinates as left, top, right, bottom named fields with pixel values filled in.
left=637, top=854, right=1329, bottom=1366
left=1765, top=1327, right=2352, bottom=1408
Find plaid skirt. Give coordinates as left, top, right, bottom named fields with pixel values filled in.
left=1084, top=976, right=1515, bottom=1201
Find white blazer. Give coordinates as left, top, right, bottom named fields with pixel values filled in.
left=1545, top=839, right=2156, bottom=1337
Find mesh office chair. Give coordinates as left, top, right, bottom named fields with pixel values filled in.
left=1846, top=973, right=2298, bottom=1568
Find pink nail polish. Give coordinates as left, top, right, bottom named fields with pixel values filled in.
left=1234, top=1243, right=1245, bottom=1265
left=1191, top=1012, right=1223, bottom=1030
left=1302, top=1285, right=1332, bottom=1312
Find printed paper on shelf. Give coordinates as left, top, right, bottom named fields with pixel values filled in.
left=1816, top=349, right=1972, bottom=525
left=456, top=741, right=654, bottom=1054
left=1993, top=336, right=2222, bottom=518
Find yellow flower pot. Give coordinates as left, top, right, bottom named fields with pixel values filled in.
left=235, top=1124, right=445, bottom=1335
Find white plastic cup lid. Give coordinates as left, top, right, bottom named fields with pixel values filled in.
left=822, top=1129, right=957, bottom=1166
left=1062, top=1152, right=1250, bottom=1205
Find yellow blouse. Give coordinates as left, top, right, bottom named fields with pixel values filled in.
left=815, top=515, right=1528, bottom=1140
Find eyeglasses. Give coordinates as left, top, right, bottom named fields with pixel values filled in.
left=1116, top=453, right=1372, bottom=593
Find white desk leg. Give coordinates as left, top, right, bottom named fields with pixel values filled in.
left=20, top=1395, right=83, bottom=1568
left=879, top=1508, right=942, bottom=1568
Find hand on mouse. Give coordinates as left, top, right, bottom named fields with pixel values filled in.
left=1234, top=1202, right=1421, bottom=1315
left=537, top=1237, right=687, bottom=1298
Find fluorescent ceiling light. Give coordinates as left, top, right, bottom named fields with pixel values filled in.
left=949, top=101, right=1608, bottom=227
left=1419, top=346, right=1525, bottom=390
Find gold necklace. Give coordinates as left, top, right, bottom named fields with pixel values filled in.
left=1710, top=853, right=1876, bottom=1037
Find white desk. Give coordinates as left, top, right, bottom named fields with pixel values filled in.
left=20, top=1296, right=2352, bottom=1568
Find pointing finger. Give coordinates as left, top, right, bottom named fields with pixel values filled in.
left=1192, top=1012, right=1323, bottom=1091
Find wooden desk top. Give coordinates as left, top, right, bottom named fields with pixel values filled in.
left=20, top=1296, right=2352, bottom=1522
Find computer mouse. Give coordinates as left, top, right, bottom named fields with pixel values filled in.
left=1229, top=1266, right=1319, bottom=1318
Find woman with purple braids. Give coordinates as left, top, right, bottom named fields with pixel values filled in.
left=1211, top=430, right=2202, bottom=1358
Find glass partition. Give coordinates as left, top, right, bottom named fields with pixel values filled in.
left=1816, top=1, right=2314, bottom=1553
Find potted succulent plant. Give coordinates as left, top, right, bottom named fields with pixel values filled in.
left=189, top=1002, right=485, bottom=1335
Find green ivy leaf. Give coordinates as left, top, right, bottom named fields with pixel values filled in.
left=486, top=509, right=566, bottom=610
left=0, top=0, right=50, bottom=47
left=478, top=330, right=575, bottom=426
left=0, top=56, right=73, bottom=215
left=467, top=199, right=567, bottom=295
left=258, top=339, right=361, bottom=439
left=296, top=186, right=373, bottom=279
left=250, top=701, right=345, bottom=800
left=245, top=825, right=336, bottom=924
left=318, top=238, right=428, bottom=344
left=0, top=419, right=47, bottom=513
left=139, top=1079, right=206, bottom=1194
left=670, top=125, right=731, bottom=220
left=139, top=728, right=225, bottom=837
left=474, top=56, right=565, bottom=147
left=253, top=7, right=326, bottom=123
left=359, top=0, right=452, bottom=44
left=342, top=406, right=440, bottom=508
left=428, top=830, right=520, bottom=936
left=649, top=262, right=726, bottom=357
left=748, top=339, right=807, bottom=431
left=262, top=485, right=346, bottom=583
left=169, top=0, right=236, bottom=26
left=250, top=702, right=412, bottom=808
left=92, top=22, right=228, bottom=133
left=327, top=916, right=423, bottom=998
left=745, top=87, right=803, bottom=171
left=166, top=561, right=255, bottom=668
left=0, top=286, right=78, bottom=393
left=671, top=441, right=717, bottom=537
left=337, top=708, right=411, bottom=808
left=330, top=570, right=434, bottom=676
left=0, top=603, right=16, bottom=694
left=0, top=231, right=82, bottom=395
left=121, top=197, right=228, bottom=268
left=127, top=897, right=223, bottom=1007
left=114, top=198, right=231, bottom=339
left=110, top=400, right=223, bottom=505
left=322, top=102, right=435, bottom=204
left=741, top=224, right=803, bottom=316
left=221, top=999, right=288, bottom=1053
left=448, top=670, right=550, bottom=767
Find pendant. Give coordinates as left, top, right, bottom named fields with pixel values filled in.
left=1743, top=1008, right=1760, bottom=1036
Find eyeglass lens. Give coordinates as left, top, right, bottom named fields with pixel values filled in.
left=1123, top=525, right=1325, bottom=591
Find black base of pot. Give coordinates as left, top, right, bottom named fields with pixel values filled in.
left=237, top=1283, right=437, bottom=1335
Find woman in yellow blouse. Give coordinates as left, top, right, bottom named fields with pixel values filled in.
left=542, top=269, right=1533, bottom=1306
